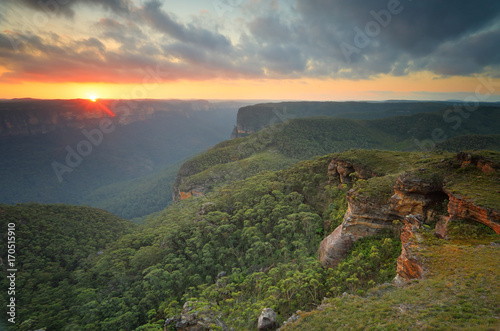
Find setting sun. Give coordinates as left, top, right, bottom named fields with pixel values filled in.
left=89, top=94, right=97, bottom=102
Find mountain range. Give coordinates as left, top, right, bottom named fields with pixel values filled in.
left=0, top=100, right=499, bottom=330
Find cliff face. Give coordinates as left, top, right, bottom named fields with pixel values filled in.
left=319, top=154, right=500, bottom=285
left=327, top=158, right=375, bottom=184
left=446, top=191, right=500, bottom=234
left=393, top=215, right=426, bottom=286
left=0, top=99, right=213, bottom=137
left=231, top=101, right=450, bottom=138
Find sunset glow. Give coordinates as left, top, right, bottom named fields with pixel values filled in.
left=0, top=1, right=498, bottom=101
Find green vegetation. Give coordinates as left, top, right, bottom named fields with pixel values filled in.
left=0, top=204, right=134, bottom=330
left=437, top=134, right=500, bottom=152
left=0, top=151, right=404, bottom=330
left=284, top=223, right=500, bottom=331
left=0, top=105, right=238, bottom=219
left=81, top=163, right=181, bottom=221
left=177, top=150, right=298, bottom=194
left=235, top=101, right=450, bottom=135
left=446, top=151, right=500, bottom=210
left=355, top=175, right=399, bottom=203
left=1, top=139, right=499, bottom=329
left=447, top=218, right=499, bottom=246
left=175, top=107, right=500, bottom=200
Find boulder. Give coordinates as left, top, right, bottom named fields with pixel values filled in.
left=258, top=308, right=279, bottom=331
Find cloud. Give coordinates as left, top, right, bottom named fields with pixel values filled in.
left=289, top=0, right=500, bottom=77
left=0, top=30, right=258, bottom=83
left=141, top=0, right=232, bottom=51
left=94, top=18, right=146, bottom=50
left=6, top=0, right=133, bottom=18
left=1, top=0, right=500, bottom=84
left=415, top=29, right=500, bottom=77
left=247, top=15, right=292, bottom=44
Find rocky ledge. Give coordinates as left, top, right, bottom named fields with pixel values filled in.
left=319, top=153, right=499, bottom=285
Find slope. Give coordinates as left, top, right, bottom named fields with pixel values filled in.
left=233, top=101, right=452, bottom=137
left=0, top=203, right=134, bottom=330
left=8, top=150, right=498, bottom=330
left=284, top=228, right=500, bottom=330
left=0, top=102, right=239, bottom=219
left=174, top=107, right=500, bottom=201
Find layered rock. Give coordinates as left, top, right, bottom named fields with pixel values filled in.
left=457, top=152, right=499, bottom=174
left=393, top=215, right=426, bottom=287
left=319, top=189, right=398, bottom=268
left=446, top=191, right=500, bottom=234
left=391, top=173, right=447, bottom=220
left=319, top=155, right=500, bottom=284
left=319, top=168, right=446, bottom=269
left=318, top=225, right=354, bottom=269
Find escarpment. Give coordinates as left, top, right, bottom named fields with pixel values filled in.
left=319, top=152, right=500, bottom=285
left=446, top=192, right=500, bottom=235
left=0, top=99, right=213, bottom=137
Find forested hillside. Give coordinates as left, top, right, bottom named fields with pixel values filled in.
left=0, top=204, right=134, bottom=330
left=174, top=107, right=500, bottom=201
left=0, top=101, right=239, bottom=219
left=2, top=149, right=498, bottom=330
left=233, top=101, right=452, bottom=137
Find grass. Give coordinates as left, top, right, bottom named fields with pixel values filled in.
left=284, top=225, right=500, bottom=330
left=447, top=218, right=500, bottom=246
left=443, top=151, right=500, bottom=210
left=178, top=150, right=298, bottom=192
left=330, top=150, right=422, bottom=176
left=354, top=174, right=399, bottom=203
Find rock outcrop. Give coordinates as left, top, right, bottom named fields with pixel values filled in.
left=391, top=173, right=446, bottom=220
left=327, top=158, right=375, bottom=185
left=457, top=152, right=498, bottom=174
left=319, top=155, right=500, bottom=284
left=318, top=225, right=354, bottom=269
left=319, top=190, right=398, bottom=268
left=164, top=301, right=229, bottom=331
left=393, top=215, right=426, bottom=287
left=258, top=308, right=279, bottom=331
left=446, top=191, right=500, bottom=234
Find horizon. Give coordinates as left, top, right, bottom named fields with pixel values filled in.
left=2, top=97, right=500, bottom=103
left=0, top=1, right=499, bottom=101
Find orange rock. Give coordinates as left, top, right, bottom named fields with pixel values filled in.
left=394, top=215, right=425, bottom=285
left=446, top=191, right=500, bottom=234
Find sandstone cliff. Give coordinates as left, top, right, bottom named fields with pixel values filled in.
left=232, top=101, right=449, bottom=138
left=0, top=99, right=214, bottom=137
left=319, top=152, right=500, bottom=285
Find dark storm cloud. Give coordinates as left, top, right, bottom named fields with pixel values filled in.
left=0, top=30, right=257, bottom=83
left=9, top=0, right=132, bottom=18
left=288, top=0, right=500, bottom=77
left=419, top=29, right=500, bottom=76
left=258, top=44, right=307, bottom=74
left=141, top=0, right=232, bottom=51
left=94, top=18, right=146, bottom=50
left=2, top=0, right=500, bottom=82
left=247, top=16, right=292, bottom=44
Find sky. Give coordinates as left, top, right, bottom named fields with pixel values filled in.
left=0, top=0, right=499, bottom=101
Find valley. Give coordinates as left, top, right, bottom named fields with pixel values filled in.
left=0, top=100, right=499, bottom=330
